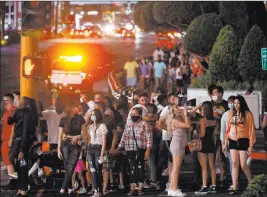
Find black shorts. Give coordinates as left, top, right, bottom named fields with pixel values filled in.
left=229, top=138, right=249, bottom=151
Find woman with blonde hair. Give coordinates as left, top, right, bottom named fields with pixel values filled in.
left=167, top=101, right=191, bottom=197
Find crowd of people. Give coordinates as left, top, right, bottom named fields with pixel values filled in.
left=123, top=47, right=192, bottom=96
left=1, top=80, right=263, bottom=197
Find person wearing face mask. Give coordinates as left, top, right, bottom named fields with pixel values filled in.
left=220, top=96, right=235, bottom=191
left=87, top=109, right=108, bottom=197
left=127, top=93, right=149, bottom=124
left=1, top=93, right=17, bottom=180
left=8, top=97, right=38, bottom=197
left=57, top=102, right=88, bottom=195
left=154, top=55, right=167, bottom=91
left=41, top=98, right=65, bottom=151
left=210, top=85, right=229, bottom=187
left=117, top=107, right=152, bottom=196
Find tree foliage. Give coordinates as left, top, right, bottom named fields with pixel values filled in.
left=209, top=25, right=241, bottom=81
left=219, top=2, right=249, bottom=40
left=247, top=1, right=267, bottom=37
left=184, top=13, right=223, bottom=56
left=238, top=25, right=267, bottom=84
left=152, top=1, right=219, bottom=31
left=140, top=2, right=158, bottom=32
left=242, top=174, right=267, bottom=197
left=133, top=2, right=146, bottom=30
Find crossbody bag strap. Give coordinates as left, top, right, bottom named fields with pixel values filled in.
left=131, top=125, right=139, bottom=149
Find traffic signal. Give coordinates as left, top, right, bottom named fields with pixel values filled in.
left=22, top=1, right=51, bottom=31
left=22, top=56, right=44, bottom=79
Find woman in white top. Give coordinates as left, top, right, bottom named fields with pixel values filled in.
left=87, top=109, right=108, bottom=197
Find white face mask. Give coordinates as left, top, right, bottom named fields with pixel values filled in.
left=80, top=97, right=84, bottom=103
left=212, top=95, right=218, bottom=102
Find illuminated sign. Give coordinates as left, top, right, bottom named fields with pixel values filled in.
left=50, top=70, right=84, bottom=85
left=24, top=59, right=35, bottom=76
left=22, top=56, right=44, bottom=78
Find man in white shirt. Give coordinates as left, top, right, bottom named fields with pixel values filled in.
left=42, top=98, right=65, bottom=151
left=153, top=47, right=165, bottom=62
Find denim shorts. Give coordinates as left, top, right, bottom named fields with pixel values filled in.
left=127, top=77, right=137, bottom=87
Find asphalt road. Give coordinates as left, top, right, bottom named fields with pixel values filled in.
left=0, top=33, right=157, bottom=100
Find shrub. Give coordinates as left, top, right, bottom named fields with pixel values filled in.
left=209, top=25, right=241, bottom=81
left=238, top=25, right=267, bottom=84
left=184, top=13, right=223, bottom=56
left=241, top=174, right=267, bottom=197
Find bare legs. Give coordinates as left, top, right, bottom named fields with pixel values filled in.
left=198, top=153, right=216, bottom=187
left=169, top=155, right=184, bottom=191
left=231, top=150, right=252, bottom=190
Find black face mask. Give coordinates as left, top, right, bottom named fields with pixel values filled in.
left=131, top=115, right=140, bottom=122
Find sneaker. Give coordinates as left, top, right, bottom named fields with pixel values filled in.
left=170, top=189, right=186, bottom=196
left=119, top=185, right=125, bottom=190
left=168, top=189, right=174, bottom=196
left=229, top=190, right=238, bottom=195
left=143, top=180, right=151, bottom=189
left=195, top=187, right=208, bottom=195
left=162, top=168, right=169, bottom=176
left=77, top=188, right=87, bottom=194
left=150, top=181, right=160, bottom=190
left=165, top=182, right=170, bottom=191
left=73, top=181, right=79, bottom=190
left=109, top=183, right=116, bottom=192
left=8, top=172, right=18, bottom=179
left=228, top=185, right=239, bottom=191
left=208, top=185, right=216, bottom=194
left=91, top=191, right=101, bottom=197
left=228, top=185, right=234, bottom=191
left=87, top=190, right=95, bottom=195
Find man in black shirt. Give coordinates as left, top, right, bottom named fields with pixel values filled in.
left=209, top=85, right=229, bottom=187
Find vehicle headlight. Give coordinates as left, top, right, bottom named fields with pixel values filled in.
left=4, top=35, right=8, bottom=40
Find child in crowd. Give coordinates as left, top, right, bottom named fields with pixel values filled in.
left=72, top=148, right=87, bottom=194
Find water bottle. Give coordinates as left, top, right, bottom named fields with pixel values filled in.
left=20, top=159, right=27, bottom=167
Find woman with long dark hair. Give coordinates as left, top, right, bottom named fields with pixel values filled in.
left=57, top=102, right=88, bottom=195
left=8, top=97, right=38, bottom=197
left=117, top=95, right=129, bottom=124
left=87, top=109, right=108, bottom=197
left=224, top=95, right=256, bottom=195
left=194, top=101, right=217, bottom=195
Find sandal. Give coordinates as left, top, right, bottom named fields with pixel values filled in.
left=138, top=190, right=144, bottom=196
left=102, top=190, right=110, bottom=196
left=127, top=189, right=135, bottom=196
